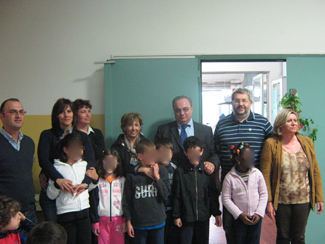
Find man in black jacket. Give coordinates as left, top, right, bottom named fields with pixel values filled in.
left=155, top=95, right=219, bottom=175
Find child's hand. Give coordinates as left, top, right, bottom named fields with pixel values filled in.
left=126, top=220, right=135, bottom=238
left=138, top=166, right=155, bottom=179
left=174, top=218, right=182, bottom=228
left=86, top=167, right=99, bottom=181
left=18, top=212, right=26, bottom=221
left=120, top=223, right=127, bottom=235
left=251, top=214, right=261, bottom=225
left=73, top=184, right=88, bottom=196
left=39, top=173, right=48, bottom=190
left=151, top=163, right=160, bottom=181
left=239, top=213, right=253, bottom=225
left=92, top=228, right=100, bottom=236
left=215, top=215, right=222, bottom=227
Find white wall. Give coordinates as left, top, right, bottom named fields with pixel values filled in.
left=1, top=0, right=325, bottom=115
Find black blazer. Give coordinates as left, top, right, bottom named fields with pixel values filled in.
left=88, top=128, right=105, bottom=161
left=155, top=121, right=220, bottom=168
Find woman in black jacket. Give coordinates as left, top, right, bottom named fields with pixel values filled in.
left=73, top=99, right=105, bottom=161
left=111, top=112, right=145, bottom=175
left=38, top=98, right=96, bottom=222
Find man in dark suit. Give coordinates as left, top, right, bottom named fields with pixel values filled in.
left=155, top=95, right=219, bottom=174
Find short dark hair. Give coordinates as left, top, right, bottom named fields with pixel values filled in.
left=0, top=98, right=20, bottom=113
left=57, top=133, right=84, bottom=163
left=183, top=136, right=202, bottom=152
left=135, top=138, right=155, bottom=154
left=172, top=95, right=192, bottom=108
left=97, top=149, right=123, bottom=178
left=229, top=142, right=252, bottom=165
left=26, top=221, right=67, bottom=244
left=155, top=138, right=173, bottom=152
left=0, top=195, right=21, bottom=227
left=51, top=98, right=75, bottom=135
left=73, top=99, right=92, bottom=111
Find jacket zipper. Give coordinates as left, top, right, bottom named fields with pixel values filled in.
left=109, top=180, right=112, bottom=222
left=195, top=170, right=199, bottom=221
left=71, top=165, right=81, bottom=210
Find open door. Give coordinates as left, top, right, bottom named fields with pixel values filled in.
left=104, top=57, right=200, bottom=146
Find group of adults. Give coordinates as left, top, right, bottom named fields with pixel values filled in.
left=0, top=87, right=323, bottom=244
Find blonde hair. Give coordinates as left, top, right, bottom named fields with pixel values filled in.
left=120, top=112, right=143, bottom=132
left=273, top=109, right=301, bottom=137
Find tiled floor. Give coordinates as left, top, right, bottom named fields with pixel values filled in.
left=209, top=209, right=277, bottom=244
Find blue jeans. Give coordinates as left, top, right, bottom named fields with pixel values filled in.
left=234, top=217, right=262, bottom=244
left=39, top=189, right=57, bottom=222
left=179, top=219, right=210, bottom=244
left=131, top=227, right=164, bottom=244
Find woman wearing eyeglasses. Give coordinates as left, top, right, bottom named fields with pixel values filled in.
left=38, top=98, right=96, bottom=222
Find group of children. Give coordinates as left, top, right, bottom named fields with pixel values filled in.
left=0, top=133, right=268, bottom=244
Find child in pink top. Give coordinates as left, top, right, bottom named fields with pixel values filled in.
left=222, top=142, right=268, bottom=244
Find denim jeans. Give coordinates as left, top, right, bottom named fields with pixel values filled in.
left=131, top=227, right=164, bottom=244
left=179, top=219, right=210, bottom=244
left=39, top=189, right=57, bottom=222
left=233, top=217, right=262, bottom=244
left=223, top=206, right=235, bottom=244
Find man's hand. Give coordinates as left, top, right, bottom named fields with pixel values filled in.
left=126, top=220, right=135, bottom=238
left=215, top=215, right=222, bottom=227
left=317, top=202, right=324, bottom=215
left=56, top=178, right=74, bottom=194
left=138, top=166, right=155, bottom=179
left=251, top=214, right=261, bottom=225
left=174, top=218, right=182, bottom=228
left=86, top=167, right=99, bottom=181
left=73, top=184, right=88, bottom=196
left=151, top=163, right=160, bottom=181
left=204, top=161, right=215, bottom=175
left=239, top=213, right=253, bottom=225
left=39, top=173, right=48, bottom=190
left=92, top=228, right=100, bottom=236
left=266, top=202, right=276, bottom=221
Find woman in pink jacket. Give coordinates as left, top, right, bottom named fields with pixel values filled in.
left=222, top=142, right=268, bottom=244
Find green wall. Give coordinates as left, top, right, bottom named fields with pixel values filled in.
left=104, top=58, right=200, bottom=146
left=287, top=57, right=325, bottom=243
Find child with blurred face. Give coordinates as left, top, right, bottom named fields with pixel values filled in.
left=123, top=139, right=170, bottom=244
left=173, top=136, right=221, bottom=244
left=90, top=149, right=126, bottom=244
left=155, top=138, right=179, bottom=244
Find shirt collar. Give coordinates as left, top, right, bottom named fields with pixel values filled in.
left=0, top=127, right=24, bottom=143
left=177, top=118, right=194, bottom=129
left=230, top=111, right=255, bottom=122
left=87, top=126, right=95, bottom=135
left=59, top=127, right=73, bottom=140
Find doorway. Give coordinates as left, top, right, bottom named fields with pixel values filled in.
left=201, top=61, right=287, bottom=129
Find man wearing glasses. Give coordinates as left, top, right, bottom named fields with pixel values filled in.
left=214, top=88, right=273, bottom=244
left=155, top=95, right=219, bottom=175
left=0, top=98, right=37, bottom=224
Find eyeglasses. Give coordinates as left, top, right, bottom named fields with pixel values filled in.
left=174, top=107, right=190, bottom=114
left=233, top=99, right=249, bottom=105
left=2, top=110, right=27, bottom=116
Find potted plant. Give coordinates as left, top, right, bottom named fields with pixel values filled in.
left=279, top=89, right=318, bottom=142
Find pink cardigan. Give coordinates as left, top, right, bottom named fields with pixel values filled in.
left=222, top=167, right=268, bottom=219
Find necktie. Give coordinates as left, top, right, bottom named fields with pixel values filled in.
left=180, top=124, right=189, bottom=148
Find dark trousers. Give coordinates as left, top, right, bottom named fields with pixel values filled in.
left=223, top=206, right=235, bottom=244
left=39, top=189, right=57, bottom=222
left=164, top=210, right=179, bottom=244
left=234, top=217, right=262, bottom=244
left=179, top=219, right=210, bottom=244
left=57, top=209, right=91, bottom=244
left=131, top=227, right=164, bottom=244
left=23, top=206, right=38, bottom=224
left=276, top=203, right=310, bottom=244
